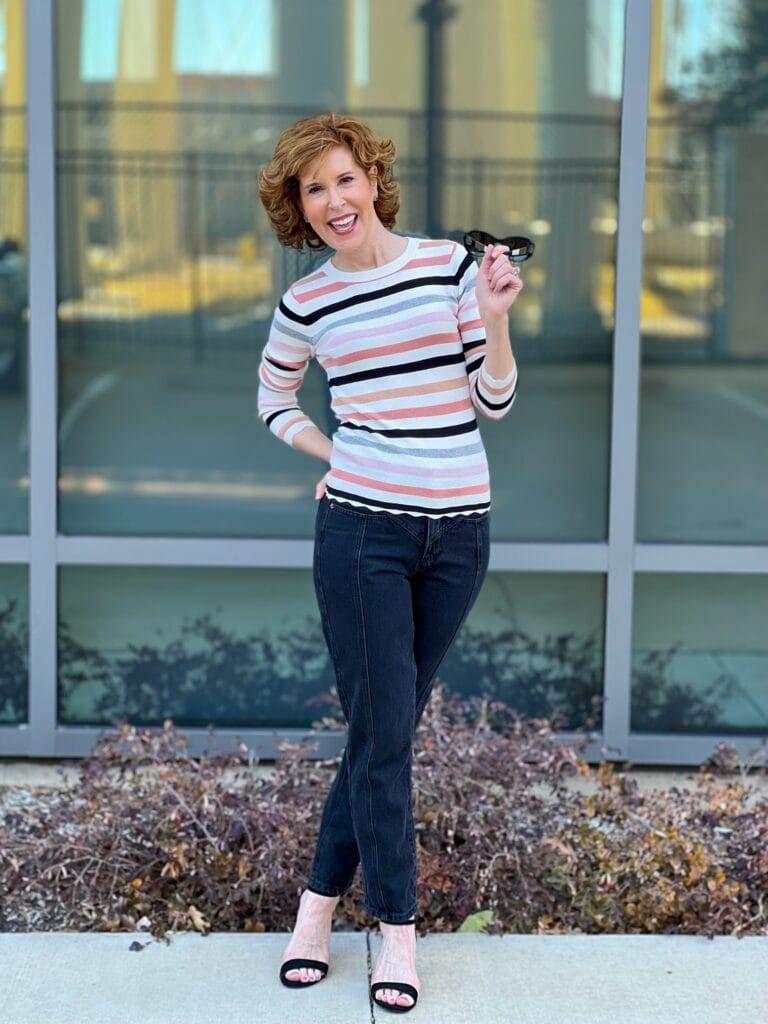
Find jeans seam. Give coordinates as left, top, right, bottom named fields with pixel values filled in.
left=307, top=753, right=347, bottom=893
left=355, top=517, right=389, bottom=918
left=329, top=499, right=421, bottom=544
left=414, top=522, right=486, bottom=723
left=316, top=505, right=356, bottom=719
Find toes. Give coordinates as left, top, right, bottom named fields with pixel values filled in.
left=375, top=988, right=413, bottom=1007
left=285, top=967, right=319, bottom=983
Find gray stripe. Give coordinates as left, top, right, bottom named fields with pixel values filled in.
left=274, top=314, right=312, bottom=345
left=334, top=429, right=485, bottom=459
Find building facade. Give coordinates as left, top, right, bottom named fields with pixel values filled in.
left=0, top=0, right=766, bottom=764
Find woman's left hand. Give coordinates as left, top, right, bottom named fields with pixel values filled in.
left=474, top=243, right=524, bottom=321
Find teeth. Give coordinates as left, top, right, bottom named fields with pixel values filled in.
left=330, top=215, right=355, bottom=226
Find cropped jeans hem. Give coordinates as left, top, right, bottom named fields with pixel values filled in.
left=361, top=900, right=418, bottom=925
left=306, top=878, right=348, bottom=898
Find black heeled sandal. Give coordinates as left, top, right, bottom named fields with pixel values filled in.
left=279, top=956, right=329, bottom=988
left=279, top=885, right=339, bottom=988
left=370, top=917, right=419, bottom=1014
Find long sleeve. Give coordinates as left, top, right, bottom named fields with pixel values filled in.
left=456, top=247, right=518, bottom=421
left=257, top=289, right=320, bottom=448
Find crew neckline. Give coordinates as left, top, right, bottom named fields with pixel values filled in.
left=321, top=234, right=417, bottom=282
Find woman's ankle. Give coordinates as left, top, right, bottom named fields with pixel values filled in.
left=301, top=888, right=339, bottom=909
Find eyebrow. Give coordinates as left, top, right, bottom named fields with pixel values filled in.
left=303, top=170, right=355, bottom=188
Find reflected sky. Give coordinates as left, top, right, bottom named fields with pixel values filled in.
left=81, top=0, right=273, bottom=80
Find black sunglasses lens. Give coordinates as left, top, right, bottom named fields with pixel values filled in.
left=464, top=230, right=494, bottom=252
left=502, top=236, right=535, bottom=261
left=464, top=231, right=535, bottom=262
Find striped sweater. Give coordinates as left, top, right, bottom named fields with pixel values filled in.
left=257, top=235, right=518, bottom=518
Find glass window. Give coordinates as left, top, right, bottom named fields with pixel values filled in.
left=58, top=566, right=605, bottom=731
left=450, top=571, right=605, bottom=730
left=56, top=0, right=622, bottom=541
left=632, top=574, right=768, bottom=736
left=638, top=0, right=768, bottom=542
left=0, top=564, right=28, bottom=725
left=0, top=0, right=27, bottom=534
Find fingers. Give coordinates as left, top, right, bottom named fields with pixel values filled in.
left=490, top=262, right=522, bottom=291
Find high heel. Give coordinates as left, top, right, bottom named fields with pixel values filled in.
left=279, top=888, right=338, bottom=989
left=370, top=918, right=419, bottom=1014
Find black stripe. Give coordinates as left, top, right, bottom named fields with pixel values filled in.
left=325, top=485, right=489, bottom=517
left=329, top=351, right=466, bottom=388
left=279, top=264, right=468, bottom=326
left=264, top=407, right=300, bottom=428
left=475, top=378, right=518, bottom=411
left=462, top=338, right=485, bottom=354
left=264, top=353, right=300, bottom=372
left=338, top=417, right=478, bottom=438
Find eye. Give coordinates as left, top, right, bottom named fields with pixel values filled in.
left=307, top=175, right=354, bottom=195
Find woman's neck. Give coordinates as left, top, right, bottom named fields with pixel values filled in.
left=330, top=230, right=408, bottom=272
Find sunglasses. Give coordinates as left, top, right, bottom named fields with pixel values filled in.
left=463, top=229, right=535, bottom=263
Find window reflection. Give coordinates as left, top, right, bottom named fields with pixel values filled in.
left=55, top=0, right=622, bottom=540
left=638, top=0, right=768, bottom=542
left=58, top=566, right=604, bottom=731
left=0, top=564, right=28, bottom=725
left=632, top=573, right=768, bottom=736
left=0, top=0, right=27, bottom=534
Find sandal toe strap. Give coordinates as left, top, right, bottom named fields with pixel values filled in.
left=370, top=981, right=419, bottom=1001
left=281, top=958, right=328, bottom=974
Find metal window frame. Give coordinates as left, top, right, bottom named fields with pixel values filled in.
left=1, top=0, right=767, bottom=764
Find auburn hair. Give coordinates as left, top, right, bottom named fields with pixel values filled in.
left=257, top=111, right=401, bottom=251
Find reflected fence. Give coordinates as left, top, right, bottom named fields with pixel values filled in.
left=52, top=102, right=625, bottom=366
left=48, top=101, right=763, bottom=368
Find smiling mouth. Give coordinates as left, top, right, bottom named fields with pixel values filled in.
left=328, top=214, right=358, bottom=234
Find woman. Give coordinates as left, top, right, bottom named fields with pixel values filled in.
left=257, top=111, right=522, bottom=1013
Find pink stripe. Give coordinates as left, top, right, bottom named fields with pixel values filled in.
left=331, top=467, right=488, bottom=499
left=402, top=252, right=453, bottom=271
left=324, top=310, right=456, bottom=354
left=259, top=367, right=296, bottom=391
left=268, top=338, right=310, bottom=363
left=276, top=413, right=308, bottom=440
left=336, top=397, right=472, bottom=422
left=297, top=278, right=354, bottom=303
left=332, top=376, right=467, bottom=408
left=325, top=330, right=458, bottom=368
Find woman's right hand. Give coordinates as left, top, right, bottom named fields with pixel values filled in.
left=315, top=470, right=330, bottom=500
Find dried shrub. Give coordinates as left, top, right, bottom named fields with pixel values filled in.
left=0, top=683, right=766, bottom=938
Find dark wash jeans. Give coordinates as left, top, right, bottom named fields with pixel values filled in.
left=306, top=493, right=490, bottom=923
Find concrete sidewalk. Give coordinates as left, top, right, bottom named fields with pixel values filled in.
left=1, top=932, right=765, bottom=1024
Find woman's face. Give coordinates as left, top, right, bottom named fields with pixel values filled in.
left=297, top=143, right=378, bottom=251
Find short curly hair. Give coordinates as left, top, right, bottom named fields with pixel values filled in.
left=257, top=111, right=401, bottom=252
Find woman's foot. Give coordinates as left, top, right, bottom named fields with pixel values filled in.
left=280, top=889, right=340, bottom=983
left=371, top=921, right=421, bottom=1010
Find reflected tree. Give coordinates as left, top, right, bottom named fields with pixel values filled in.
left=55, top=606, right=738, bottom=735
left=0, top=598, right=27, bottom=723
left=631, top=643, right=740, bottom=733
